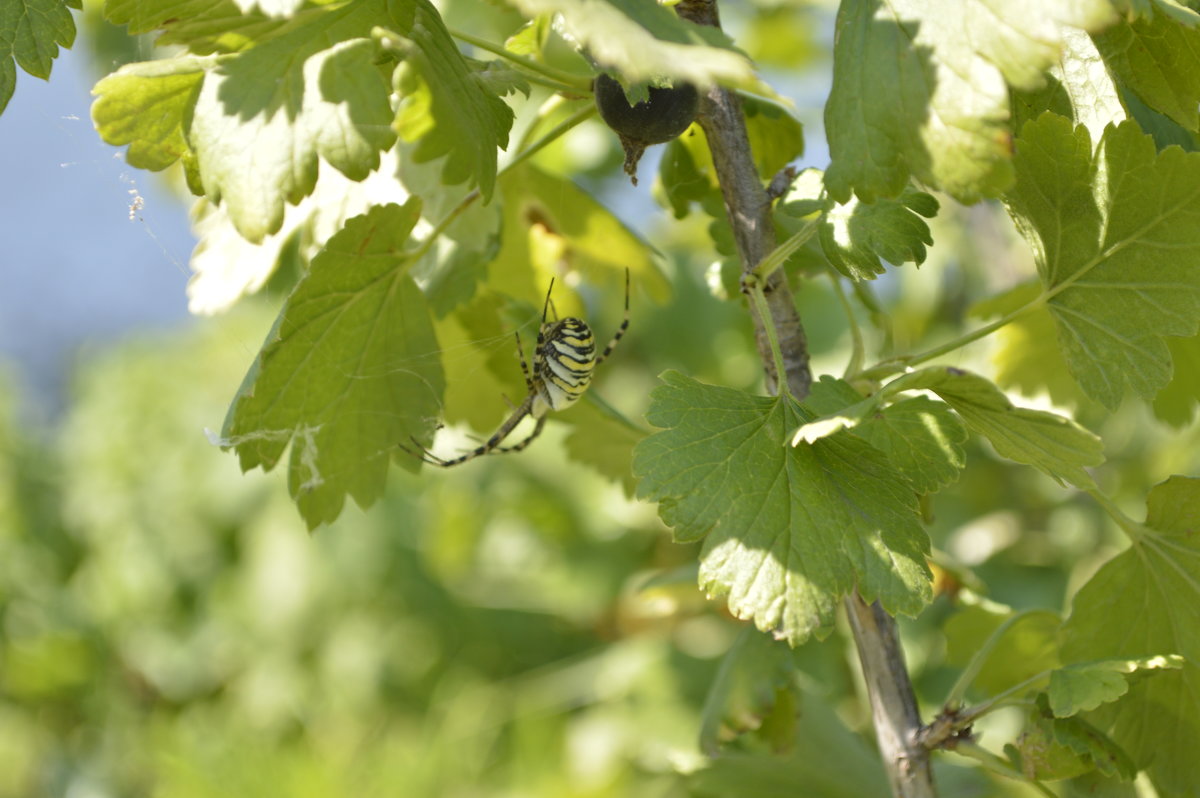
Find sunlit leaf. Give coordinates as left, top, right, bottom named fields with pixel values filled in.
left=1094, top=4, right=1200, bottom=130
left=1049, top=656, right=1184, bottom=717
left=492, top=162, right=666, bottom=302
left=1061, top=476, right=1200, bottom=795
left=824, top=0, right=1117, bottom=203
left=224, top=201, right=444, bottom=529
left=775, top=169, right=938, bottom=281
left=188, top=149, right=409, bottom=314
left=633, top=372, right=931, bottom=645
left=884, top=367, right=1104, bottom=488
left=800, top=377, right=965, bottom=494
left=510, top=0, right=757, bottom=89
left=1006, top=114, right=1200, bottom=409
left=91, top=56, right=205, bottom=171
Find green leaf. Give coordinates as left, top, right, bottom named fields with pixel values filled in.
left=819, top=187, right=938, bottom=281
left=104, top=0, right=235, bottom=36
left=775, top=170, right=939, bottom=281
left=1, top=0, right=77, bottom=115
left=799, top=377, right=966, bottom=494
left=493, top=162, right=666, bottom=302
left=1153, top=334, right=1200, bottom=426
left=188, top=30, right=395, bottom=243
left=509, top=0, right=758, bottom=90
left=1114, top=0, right=1200, bottom=26
left=95, top=0, right=511, bottom=243
left=380, top=3, right=515, bottom=203
left=1049, top=656, right=1184, bottom=717
left=109, top=0, right=284, bottom=53
left=945, top=605, right=1061, bottom=696
left=698, top=626, right=799, bottom=755
left=91, top=56, right=206, bottom=171
left=1012, top=27, right=1126, bottom=144
left=561, top=400, right=643, bottom=498
left=1009, top=695, right=1137, bottom=782
left=224, top=201, right=444, bottom=529
left=969, top=281, right=1089, bottom=408
left=688, top=690, right=890, bottom=798
left=1007, top=115, right=1200, bottom=409
left=632, top=372, right=931, bottom=645
left=741, top=96, right=804, bottom=179
left=96, top=1, right=401, bottom=243
left=1061, top=476, right=1200, bottom=795
left=187, top=149, right=411, bottom=314
left=824, top=0, right=1117, bottom=203
left=854, top=397, right=966, bottom=494
left=1094, top=5, right=1200, bottom=130
left=885, top=367, right=1104, bottom=489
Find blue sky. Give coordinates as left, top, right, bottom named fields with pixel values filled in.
left=0, top=45, right=195, bottom=418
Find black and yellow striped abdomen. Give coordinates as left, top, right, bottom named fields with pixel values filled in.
left=532, top=317, right=596, bottom=416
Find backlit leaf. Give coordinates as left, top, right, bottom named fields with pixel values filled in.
left=224, top=201, right=444, bottom=529
left=824, top=0, right=1117, bottom=203
left=510, top=0, right=757, bottom=89
left=1061, top=476, right=1200, bottom=795
left=1048, top=656, right=1184, bottom=717
left=1006, top=114, right=1200, bottom=408
left=1094, top=4, right=1200, bottom=130
left=884, top=367, right=1104, bottom=488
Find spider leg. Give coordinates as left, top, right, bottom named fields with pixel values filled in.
left=594, top=267, right=630, bottom=367
left=489, top=416, right=547, bottom=455
left=402, top=397, right=535, bottom=468
left=514, top=329, right=534, bottom=392
left=541, top=277, right=555, bottom=323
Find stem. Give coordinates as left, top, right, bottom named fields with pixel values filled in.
left=846, top=595, right=937, bottom=798
left=1086, top=487, right=1145, bottom=543
left=953, top=741, right=1056, bottom=798
left=827, top=269, right=864, bottom=379
left=747, top=278, right=791, bottom=399
left=856, top=293, right=1041, bottom=383
left=447, top=26, right=593, bottom=93
left=958, top=672, right=1048, bottom=725
left=921, top=670, right=1051, bottom=751
left=749, top=214, right=821, bottom=282
left=943, top=609, right=1040, bottom=711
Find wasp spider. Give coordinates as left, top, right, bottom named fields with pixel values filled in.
left=408, top=270, right=630, bottom=467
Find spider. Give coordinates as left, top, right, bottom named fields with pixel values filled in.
left=406, top=269, right=630, bottom=467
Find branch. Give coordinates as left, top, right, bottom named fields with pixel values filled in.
left=675, top=1, right=810, bottom=399
left=675, top=3, right=934, bottom=796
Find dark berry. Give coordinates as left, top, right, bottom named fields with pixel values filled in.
left=594, top=73, right=699, bottom=183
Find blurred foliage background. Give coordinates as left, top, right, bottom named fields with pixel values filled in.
left=3, top=2, right=1200, bottom=797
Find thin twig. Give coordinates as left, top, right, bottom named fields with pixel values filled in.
left=447, top=26, right=594, bottom=93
